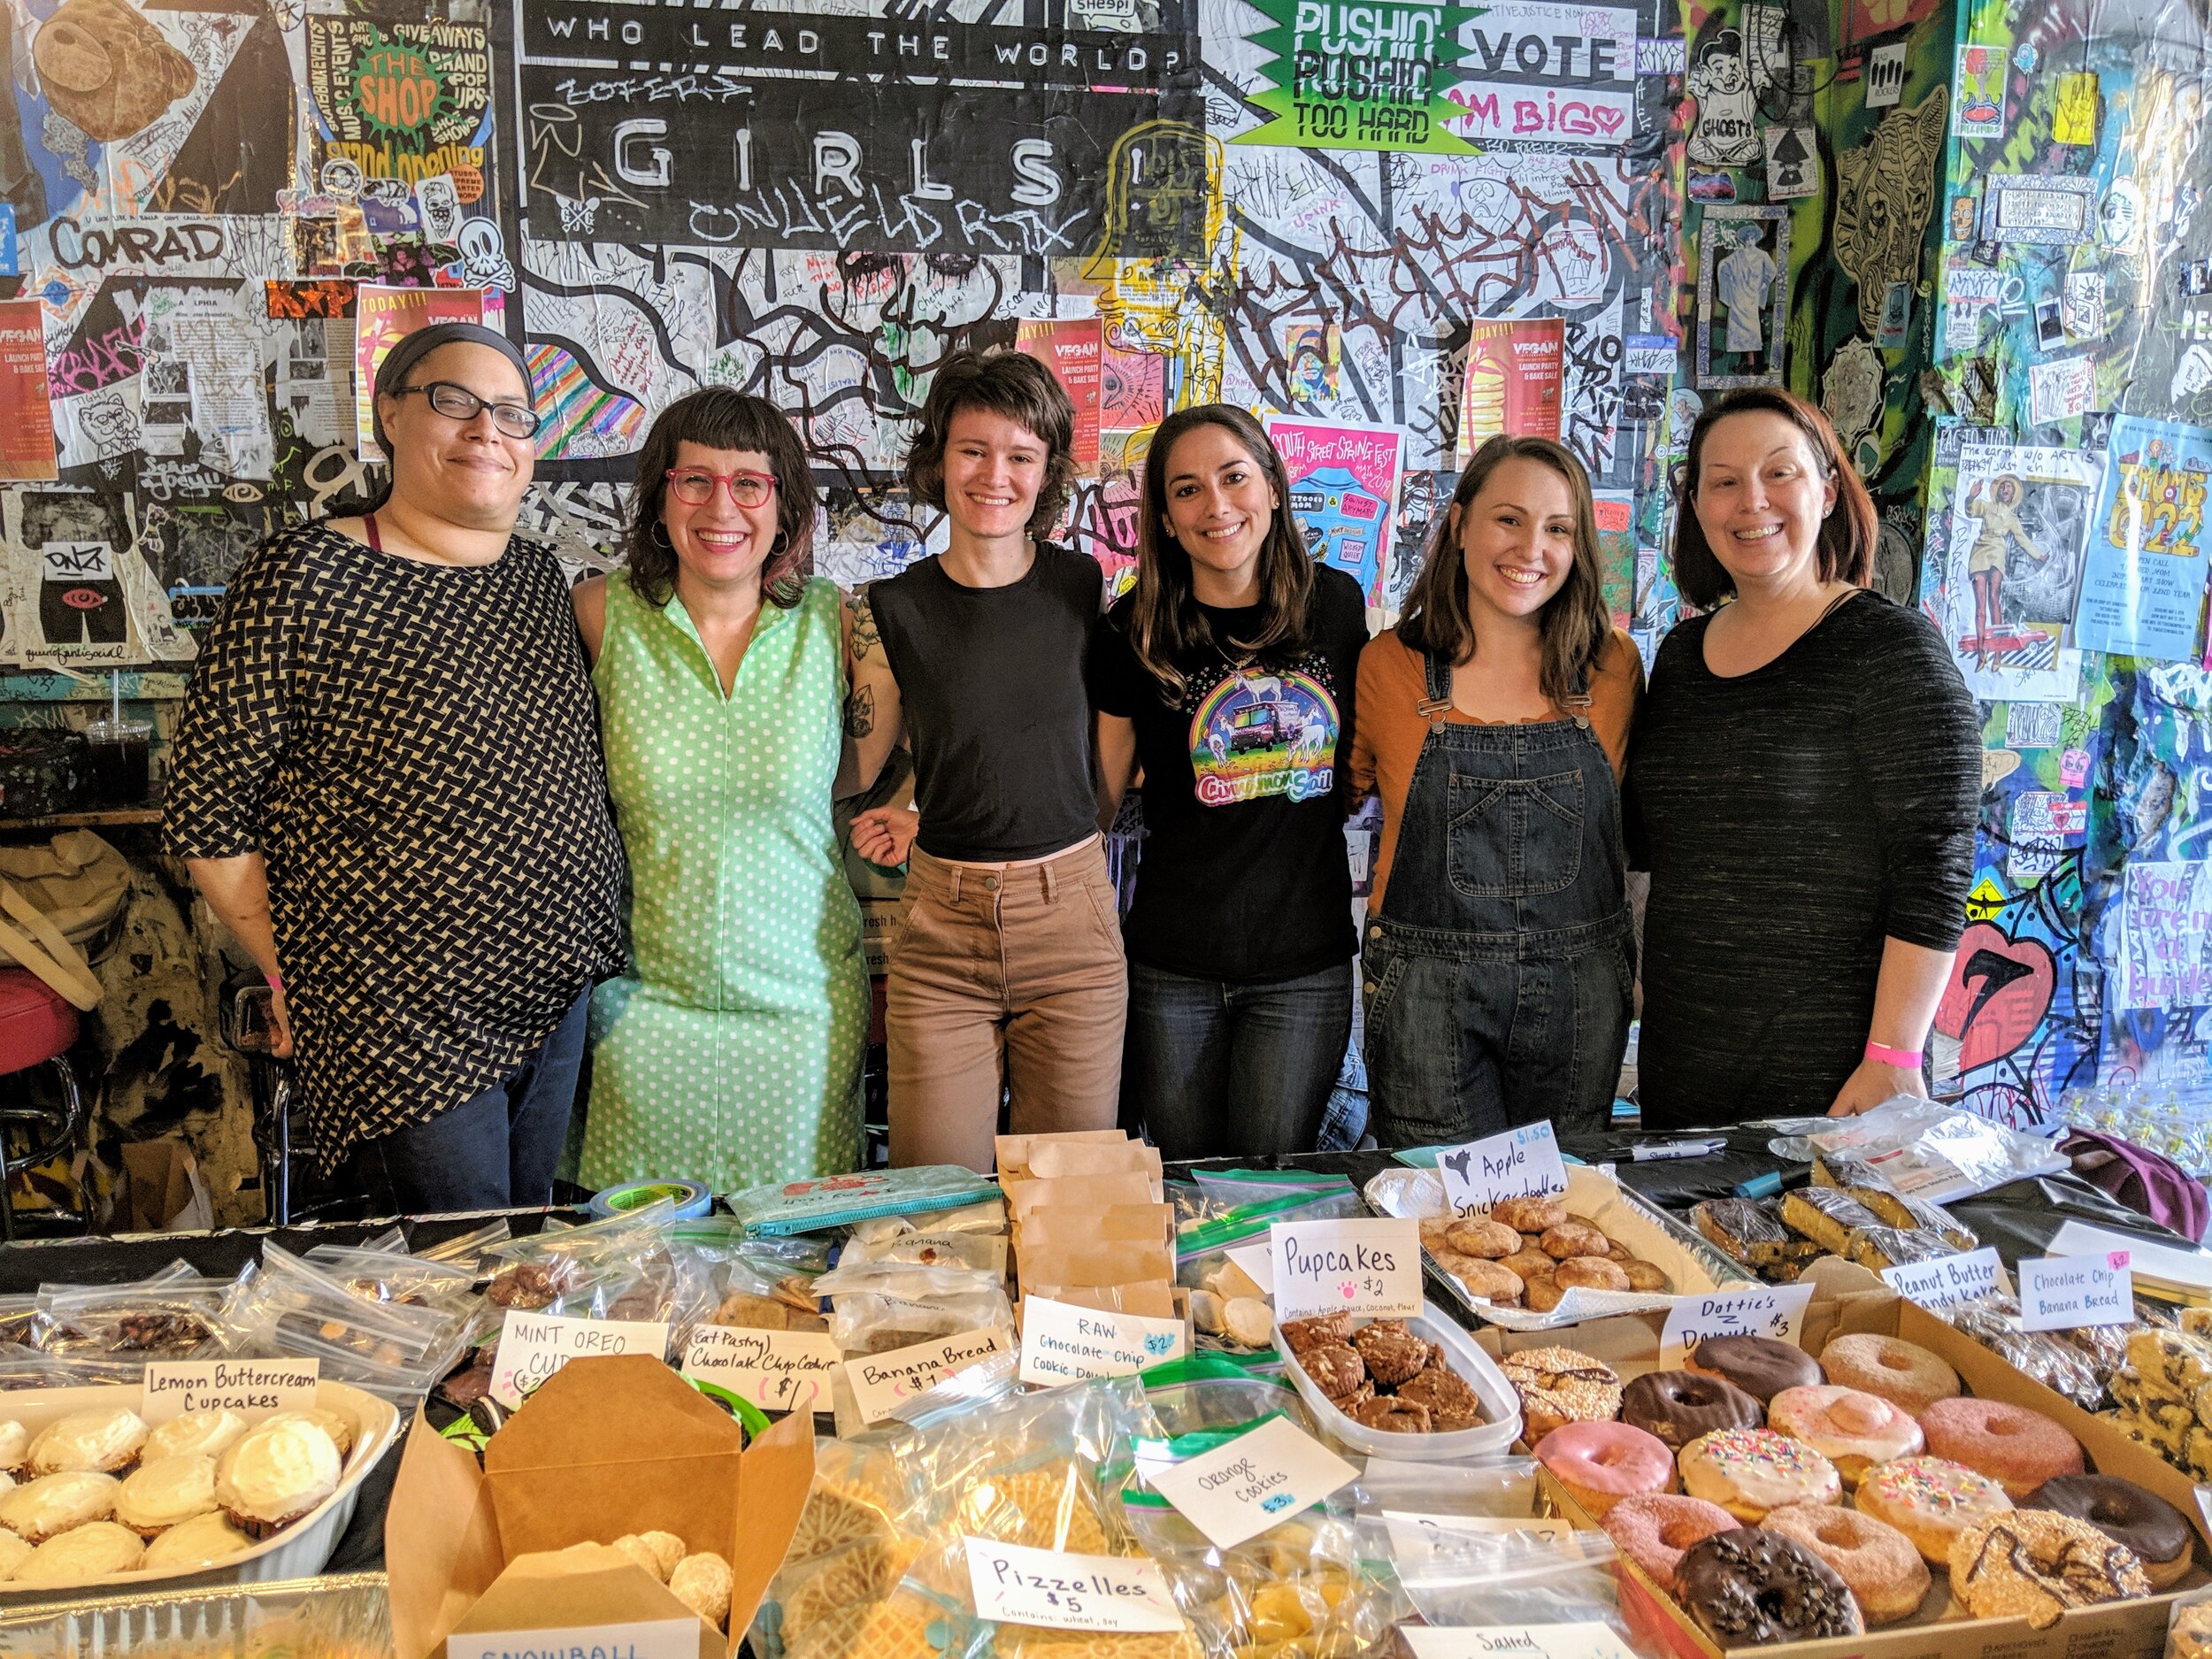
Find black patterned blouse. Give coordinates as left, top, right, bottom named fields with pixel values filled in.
left=163, top=521, right=626, bottom=1164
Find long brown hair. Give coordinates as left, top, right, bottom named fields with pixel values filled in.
left=625, top=389, right=812, bottom=609
left=1398, top=434, right=1610, bottom=704
left=1125, top=405, right=1314, bottom=699
left=1671, top=387, right=1875, bottom=610
left=903, top=349, right=1076, bottom=535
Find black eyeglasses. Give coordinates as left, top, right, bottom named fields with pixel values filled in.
left=393, top=380, right=542, bottom=440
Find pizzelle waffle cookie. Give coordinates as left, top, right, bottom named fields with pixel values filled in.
left=2107, top=1327, right=2212, bottom=1480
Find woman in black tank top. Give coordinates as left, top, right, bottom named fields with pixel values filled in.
left=844, top=349, right=1126, bottom=1172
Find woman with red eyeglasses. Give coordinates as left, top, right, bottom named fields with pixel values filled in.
left=570, top=388, right=868, bottom=1190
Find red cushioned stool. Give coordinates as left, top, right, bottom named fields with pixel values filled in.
left=0, top=967, right=85, bottom=1240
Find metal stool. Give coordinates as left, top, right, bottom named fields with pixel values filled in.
left=0, top=966, right=88, bottom=1240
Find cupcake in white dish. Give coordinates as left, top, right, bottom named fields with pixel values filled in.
left=142, top=1509, right=253, bottom=1570
left=214, top=1418, right=339, bottom=1538
left=0, top=1420, right=28, bottom=1473
left=12, top=1520, right=144, bottom=1582
left=27, top=1408, right=147, bottom=1476
left=260, top=1406, right=356, bottom=1460
left=114, top=1455, right=218, bottom=1538
left=143, top=1409, right=247, bottom=1464
left=0, top=1472, right=119, bottom=1542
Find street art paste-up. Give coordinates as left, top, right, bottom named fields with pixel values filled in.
left=1697, top=206, right=1789, bottom=388
left=1937, top=437, right=2093, bottom=703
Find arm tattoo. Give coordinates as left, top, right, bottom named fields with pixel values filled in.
left=848, top=592, right=880, bottom=661
left=843, top=683, right=876, bottom=740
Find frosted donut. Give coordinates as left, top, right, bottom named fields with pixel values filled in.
left=1855, top=1454, right=2014, bottom=1565
left=1678, top=1426, right=1840, bottom=1522
left=1763, top=1501, right=1930, bottom=1625
left=1919, top=1397, right=2081, bottom=1499
left=1766, top=1385, right=1924, bottom=1486
left=1534, top=1420, right=1677, bottom=1517
left=1949, top=1510, right=2151, bottom=1629
left=1820, top=1333, right=1960, bottom=1416
left=1620, top=1370, right=1763, bottom=1451
left=1598, top=1492, right=1740, bottom=1592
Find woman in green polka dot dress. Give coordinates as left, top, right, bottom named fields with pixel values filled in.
left=572, top=390, right=866, bottom=1191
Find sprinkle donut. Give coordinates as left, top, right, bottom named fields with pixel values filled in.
left=1949, top=1510, right=2152, bottom=1629
left=1598, top=1493, right=1740, bottom=1592
left=1819, top=1333, right=1960, bottom=1416
left=1766, top=1385, right=1924, bottom=1486
left=1919, top=1397, right=2082, bottom=1499
left=1855, top=1455, right=2014, bottom=1566
left=1678, top=1427, right=1840, bottom=1522
left=1763, top=1502, right=1930, bottom=1625
left=1534, top=1420, right=1677, bottom=1517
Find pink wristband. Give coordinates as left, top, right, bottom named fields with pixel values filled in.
left=265, top=972, right=283, bottom=993
left=1865, top=1040, right=1922, bottom=1067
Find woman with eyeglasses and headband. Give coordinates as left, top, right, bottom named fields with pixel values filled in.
left=165, top=322, right=626, bottom=1213
left=570, top=388, right=867, bottom=1191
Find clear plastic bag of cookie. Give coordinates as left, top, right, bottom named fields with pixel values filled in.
left=813, top=1259, right=1015, bottom=1356
left=1390, top=1519, right=1630, bottom=1636
left=1939, top=1294, right=2105, bottom=1409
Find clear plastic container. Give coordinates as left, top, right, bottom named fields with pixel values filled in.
left=1273, top=1301, right=1522, bottom=1463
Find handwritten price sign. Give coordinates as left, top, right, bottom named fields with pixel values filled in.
left=1436, top=1121, right=1569, bottom=1214
left=1269, top=1217, right=1423, bottom=1320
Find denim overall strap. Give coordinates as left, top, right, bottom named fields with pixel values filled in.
left=1362, top=649, right=1632, bottom=1145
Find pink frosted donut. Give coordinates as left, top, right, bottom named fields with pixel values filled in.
left=1768, top=1384, right=1925, bottom=1486
left=1919, top=1397, right=2082, bottom=1499
left=1536, top=1420, right=1678, bottom=1517
left=1600, top=1492, right=1740, bottom=1591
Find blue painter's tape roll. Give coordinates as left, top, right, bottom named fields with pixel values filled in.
left=589, top=1179, right=713, bottom=1220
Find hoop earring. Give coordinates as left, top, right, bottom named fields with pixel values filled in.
left=649, top=521, right=673, bottom=549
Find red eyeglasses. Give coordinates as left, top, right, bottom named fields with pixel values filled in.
left=666, top=468, right=777, bottom=508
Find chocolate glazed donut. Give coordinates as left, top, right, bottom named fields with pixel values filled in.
left=1678, top=1528, right=1864, bottom=1644
left=2024, top=1475, right=2195, bottom=1587
left=1686, top=1335, right=1824, bottom=1404
left=1623, top=1370, right=1766, bottom=1449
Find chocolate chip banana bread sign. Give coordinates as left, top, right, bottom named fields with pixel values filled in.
left=30, top=0, right=196, bottom=142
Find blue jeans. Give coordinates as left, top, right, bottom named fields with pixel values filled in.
left=359, top=988, right=591, bottom=1213
left=1123, top=960, right=1354, bottom=1160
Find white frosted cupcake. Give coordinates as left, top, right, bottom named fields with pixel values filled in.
left=0, top=1471, right=119, bottom=1542
left=214, top=1419, right=340, bottom=1536
left=143, top=1409, right=247, bottom=1464
left=115, top=1455, right=218, bottom=1537
left=12, top=1519, right=144, bottom=1582
left=260, top=1405, right=357, bottom=1460
left=0, top=1419, right=29, bottom=1472
left=142, top=1509, right=253, bottom=1570
left=27, top=1408, right=147, bottom=1476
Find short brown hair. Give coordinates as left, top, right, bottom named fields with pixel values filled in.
left=625, top=389, right=813, bottom=609
left=903, top=348, right=1076, bottom=535
left=1671, top=388, right=1875, bottom=610
left=1398, top=435, right=1611, bottom=705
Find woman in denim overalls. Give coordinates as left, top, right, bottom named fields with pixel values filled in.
left=1350, top=436, right=1644, bottom=1147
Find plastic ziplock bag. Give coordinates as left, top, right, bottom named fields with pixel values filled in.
left=849, top=1198, right=1007, bottom=1245
left=219, top=1241, right=474, bottom=1400
left=1176, top=1190, right=1366, bottom=1351
left=35, top=1260, right=242, bottom=1363
left=1138, top=1354, right=1311, bottom=1437
left=1386, top=1519, right=1631, bottom=1636
left=1935, top=1292, right=2109, bottom=1409
left=1766, top=1097, right=2067, bottom=1203
left=810, top=1260, right=1014, bottom=1357
left=727, top=1167, right=1002, bottom=1237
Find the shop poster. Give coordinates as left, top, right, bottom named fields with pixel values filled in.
left=1939, top=440, right=2095, bottom=703
left=0, top=299, right=58, bottom=482
left=1238, top=0, right=1479, bottom=153
left=1016, top=319, right=1102, bottom=468
left=353, top=285, right=501, bottom=461
left=2072, top=414, right=2212, bottom=664
left=1263, top=415, right=1406, bottom=605
left=1456, top=318, right=1563, bottom=463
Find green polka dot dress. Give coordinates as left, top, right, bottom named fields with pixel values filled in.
left=581, top=574, right=866, bottom=1193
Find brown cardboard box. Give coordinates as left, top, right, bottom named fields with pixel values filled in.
left=1532, top=1272, right=2206, bottom=1659
left=385, top=1353, right=812, bottom=1659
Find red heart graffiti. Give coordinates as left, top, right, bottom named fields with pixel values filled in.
left=1934, top=923, right=2056, bottom=1073
left=1592, top=107, right=1624, bottom=134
